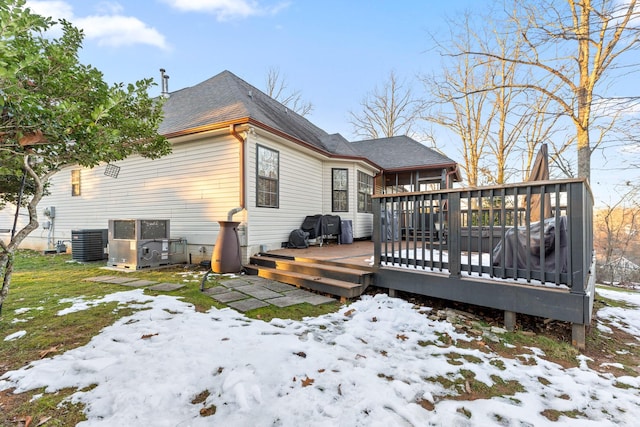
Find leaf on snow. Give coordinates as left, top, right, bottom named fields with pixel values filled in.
left=301, top=376, right=315, bottom=387
left=396, top=333, right=408, bottom=341
left=141, top=333, right=158, bottom=339
left=39, top=345, right=60, bottom=359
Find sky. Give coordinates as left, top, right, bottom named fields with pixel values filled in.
left=20, top=0, right=639, bottom=206
left=1, top=282, right=639, bottom=426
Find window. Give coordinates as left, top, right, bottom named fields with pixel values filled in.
left=71, top=169, right=81, bottom=196
left=357, top=171, right=373, bottom=213
left=332, top=168, right=348, bottom=212
left=257, top=145, right=279, bottom=208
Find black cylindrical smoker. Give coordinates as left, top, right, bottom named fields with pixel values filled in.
left=211, top=208, right=243, bottom=273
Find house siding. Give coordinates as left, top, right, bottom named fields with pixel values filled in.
left=11, top=135, right=242, bottom=264
left=245, top=134, right=324, bottom=253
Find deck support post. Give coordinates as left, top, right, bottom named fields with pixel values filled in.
left=388, top=289, right=397, bottom=297
left=504, top=311, right=516, bottom=332
left=571, top=323, right=586, bottom=350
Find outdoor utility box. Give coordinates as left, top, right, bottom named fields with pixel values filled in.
left=339, top=220, right=353, bottom=244
left=71, top=229, right=108, bottom=262
left=107, top=219, right=186, bottom=270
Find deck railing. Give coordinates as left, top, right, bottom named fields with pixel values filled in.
left=373, top=179, right=593, bottom=294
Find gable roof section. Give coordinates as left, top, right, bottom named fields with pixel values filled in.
left=350, top=136, right=457, bottom=171
left=157, top=71, right=459, bottom=177
left=159, top=70, right=330, bottom=151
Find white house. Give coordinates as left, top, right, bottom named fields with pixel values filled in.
left=1, top=70, right=459, bottom=265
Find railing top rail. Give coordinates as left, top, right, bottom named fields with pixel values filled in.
left=373, top=178, right=592, bottom=199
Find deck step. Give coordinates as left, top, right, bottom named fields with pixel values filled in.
left=249, top=255, right=373, bottom=286
left=245, top=253, right=374, bottom=300
left=244, top=265, right=364, bottom=299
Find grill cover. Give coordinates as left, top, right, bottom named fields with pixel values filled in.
left=301, top=214, right=323, bottom=239
left=321, top=215, right=341, bottom=236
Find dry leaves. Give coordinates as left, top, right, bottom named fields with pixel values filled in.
left=39, top=346, right=60, bottom=359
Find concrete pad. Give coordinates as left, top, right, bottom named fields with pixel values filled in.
left=262, top=281, right=297, bottom=293
left=299, top=294, right=335, bottom=305
left=148, top=282, right=185, bottom=291
left=234, top=285, right=282, bottom=300
left=243, top=276, right=278, bottom=286
left=213, top=291, right=248, bottom=303
left=202, top=286, right=231, bottom=296
left=84, top=276, right=118, bottom=282
left=99, top=277, right=140, bottom=284
left=219, top=278, right=255, bottom=288
left=265, top=295, right=308, bottom=308
left=285, top=289, right=320, bottom=298
left=227, top=298, right=269, bottom=312
left=120, top=280, right=157, bottom=288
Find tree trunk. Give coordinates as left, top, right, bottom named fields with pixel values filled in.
left=0, top=156, right=48, bottom=317
left=0, top=251, right=14, bottom=315
left=577, top=126, right=591, bottom=181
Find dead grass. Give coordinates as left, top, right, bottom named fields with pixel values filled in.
left=1, top=250, right=639, bottom=425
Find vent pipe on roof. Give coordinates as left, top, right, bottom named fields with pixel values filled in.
left=160, top=68, right=170, bottom=98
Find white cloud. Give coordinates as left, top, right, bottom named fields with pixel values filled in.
left=24, top=1, right=168, bottom=50
left=95, top=1, right=124, bottom=15
left=163, top=0, right=289, bottom=21
left=76, top=15, right=167, bottom=49
left=25, top=0, right=74, bottom=20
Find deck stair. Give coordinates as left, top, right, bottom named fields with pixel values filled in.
left=245, top=253, right=374, bottom=301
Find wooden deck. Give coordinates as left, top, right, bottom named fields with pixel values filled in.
left=267, top=240, right=375, bottom=268
left=249, top=178, right=595, bottom=348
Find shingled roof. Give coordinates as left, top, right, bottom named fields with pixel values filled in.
left=157, top=70, right=458, bottom=174
left=158, top=70, right=331, bottom=151
left=350, top=136, right=457, bottom=171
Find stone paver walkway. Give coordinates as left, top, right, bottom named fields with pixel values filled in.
left=84, top=275, right=186, bottom=291
left=85, top=274, right=335, bottom=313
left=203, top=275, right=335, bottom=312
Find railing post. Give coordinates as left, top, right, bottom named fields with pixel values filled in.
left=448, top=192, right=461, bottom=278
left=568, top=182, right=585, bottom=294
left=373, top=197, right=381, bottom=268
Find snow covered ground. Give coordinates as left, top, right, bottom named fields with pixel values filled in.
left=2, top=287, right=639, bottom=426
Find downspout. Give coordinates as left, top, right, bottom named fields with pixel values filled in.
left=446, top=169, right=457, bottom=189
left=230, top=124, right=247, bottom=211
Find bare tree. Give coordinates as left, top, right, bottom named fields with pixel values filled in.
left=519, top=89, right=569, bottom=179
left=461, top=0, right=640, bottom=181
left=424, top=13, right=559, bottom=186
left=349, top=70, right=425, bottom=140
left=594, top=186, right=640, bottom=284
left=423, top=49, right=494, bottom=187
left=265, top=67, right=314, bottom=117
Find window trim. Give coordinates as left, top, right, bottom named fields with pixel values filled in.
left=357, top=171, right=373, bottom=213
left=71, top=169, right=81, bottom=197
left=331, top=168, right=349, bottom=212
left=256, top=144, right=279, bottom=208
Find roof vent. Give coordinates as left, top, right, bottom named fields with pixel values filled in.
left=160, top=68, right=170, bottom=98
left=248, top=90, right=253, bottom=98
